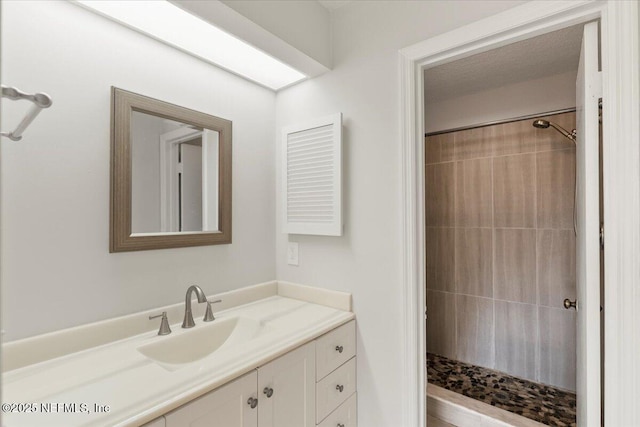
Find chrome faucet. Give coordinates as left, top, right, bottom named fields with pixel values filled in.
left=182, top=285, right=207, bottom=328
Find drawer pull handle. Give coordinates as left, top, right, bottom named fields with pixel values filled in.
left=337, top=424, right=345, bottom=427
left=247, top=397, right=258, bottom=409
left=336, top=384, right=344, bottom=392
left=335, top=345, right=344, bottom=353
left=263, top=387, right=274, bottom=398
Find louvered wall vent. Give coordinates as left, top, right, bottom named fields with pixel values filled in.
left=282, top=113, right=342, bottom=236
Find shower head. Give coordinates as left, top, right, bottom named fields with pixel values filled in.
left=532, top=119, right=550, bottom=129
left=532, top=119, right=576, bottom=142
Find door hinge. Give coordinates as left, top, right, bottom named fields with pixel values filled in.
left=599, top=98, right=603, bottom=123
left=600, top=223, right=605, bottom=250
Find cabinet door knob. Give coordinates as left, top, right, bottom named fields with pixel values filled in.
left=247, top=397, right=258, bottom=409
left=263, top=387, right=274, bottom=398
left=336, top=384, right=344, bottom=392
left=335, top=345, right=344, bottom=353
left=337, top=424, right=345, bottom=427
left=563, top=298, right=577, bottom=310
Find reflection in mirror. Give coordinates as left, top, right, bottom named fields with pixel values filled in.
left=110, top=87, right=232, bottom=252
left=131, top=113, right=220, bottom=233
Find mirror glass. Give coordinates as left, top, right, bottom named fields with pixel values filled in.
left=110, top=87, right=232, bottom=252
left=131, top=112, right=220, bottom=234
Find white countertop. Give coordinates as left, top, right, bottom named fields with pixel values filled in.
left=2, top=283, right=354, bottom=426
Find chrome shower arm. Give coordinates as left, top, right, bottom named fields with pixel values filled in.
left=549, top=122, right=577, bottom=142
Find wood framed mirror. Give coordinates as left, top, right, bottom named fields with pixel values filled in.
left=110, top=87, right=232, bottom=252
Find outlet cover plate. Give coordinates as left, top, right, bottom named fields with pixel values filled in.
left=287, top=242, right=299, bottom=266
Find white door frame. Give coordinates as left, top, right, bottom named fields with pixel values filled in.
left=398, top=1, right=640, bottom=426
left=159, top=127, right=220, bottom=232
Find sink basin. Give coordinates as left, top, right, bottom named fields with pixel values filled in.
left=137, top=317, right=265, bottom=367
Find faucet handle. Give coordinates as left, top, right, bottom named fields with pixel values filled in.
left=149, top=311, right=172, bottom=335
left=203, top=299, right=222, bottom=322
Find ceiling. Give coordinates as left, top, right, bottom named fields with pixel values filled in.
left=317, top=0, right=352, bottom=11
left=424, top=24, right=584, bottom=102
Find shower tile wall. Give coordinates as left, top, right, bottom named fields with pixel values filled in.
left=425, top=112, right=577, bottom=391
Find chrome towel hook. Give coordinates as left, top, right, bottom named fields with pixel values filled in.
left=1, top=85, right=53, bottom=141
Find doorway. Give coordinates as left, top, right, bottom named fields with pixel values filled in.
left=425, top=108, right=581, bottom=425
left=423, top=21, right=601, bottom=427
left=397, top=1, right=640, bottom=426
left=159, top=125, right=220, bottom=233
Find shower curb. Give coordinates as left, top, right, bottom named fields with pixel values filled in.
left=427, top=384, right=547, bottom=427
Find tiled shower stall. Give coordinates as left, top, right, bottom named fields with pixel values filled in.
left=425, top=111, right=577, bottom=392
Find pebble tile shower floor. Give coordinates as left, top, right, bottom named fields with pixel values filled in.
left=427, top=353, right=576, bottom=426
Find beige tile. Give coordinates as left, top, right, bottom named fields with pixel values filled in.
left=495, top=300, right=537, bottom=381
left=427, top=290, right=456, bottom=359
left=539, top=306, right=576, bottom=391
left=494, top=229, right=537, bottom=304
left=493, top=154, right=536, bottom=228
left=535, top=112, right=577, bottom=152
left=537, top=149, right=575, bottom=229
left=456, top=295, right=494, bottom=368
left=455, top=228, right=492, bottom=297
left=453, top=126, right=494, bottom=160
left=493, top=119, right=537, bottom=156
left=427, top=227, right=455, bottom=292
left=492, top=113, right=576, bottom=157
left=537, top=230, right=576, bottom=309
left=455, top=158, right=492, bottom=227
left=426, top=162, right=455, bottom=226
left=426, top=133, right=455, bottom=164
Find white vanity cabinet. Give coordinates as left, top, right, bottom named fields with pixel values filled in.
left=160, top=321, right=356, bottom=427
left=3, top=285, right=355, bottom=427
left=164, top=371, right=258, bottom=427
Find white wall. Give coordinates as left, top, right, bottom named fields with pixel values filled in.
left=425, top=70, right=576, bottom=133
left=274, top=1, right=526, bottom=426
left=0, top=1, right=276, bottom=340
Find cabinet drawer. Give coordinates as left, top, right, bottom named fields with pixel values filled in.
left=317, top=392, right=357, bottom=427
left=316, top=320, right=356, bottom=380
left=316, top=357, right=356, bottom=423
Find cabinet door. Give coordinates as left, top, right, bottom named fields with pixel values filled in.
left=258, top=341, right=315, bottom=427
left=164, top=371, right=258, bottom=427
